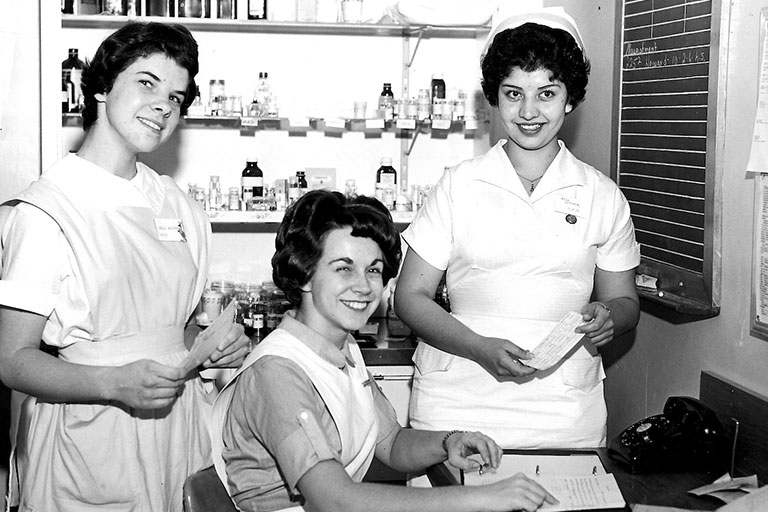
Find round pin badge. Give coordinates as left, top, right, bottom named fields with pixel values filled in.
left=566, top=214, right=577, bottom=224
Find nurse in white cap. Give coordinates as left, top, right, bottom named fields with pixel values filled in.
left=396, top=8, right=641, bottom=455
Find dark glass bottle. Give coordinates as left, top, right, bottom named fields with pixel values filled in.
left=376, top=157, right=397, bottom=189
left=62, top=48, right=86, bottom=113
left=378, top=82, right=395, bottom=121
left=430, top=73, right=446, bottom=102
left=248, top=0, right=267, bottom=19
left=296, top=171, right=308, bottom=196
left=241, top=157, right=264, bottom=208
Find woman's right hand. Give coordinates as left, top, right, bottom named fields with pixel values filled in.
left=106, top=360, right=188, bottom=410
left=485, top=472, right=558, bottom=512
left=474, top=337, right=537, bottom=381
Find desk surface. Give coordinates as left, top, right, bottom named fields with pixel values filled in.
left=426, top=449, right=723, bottom=511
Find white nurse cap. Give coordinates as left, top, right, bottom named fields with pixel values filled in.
left=481, top=7, right=586, bottom=59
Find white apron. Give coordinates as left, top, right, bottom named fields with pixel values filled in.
left=407, top=143, right=610, bottom=450
left=5, top=159, right=212, bottom=512
left=211, top=330, right=378, bottom=512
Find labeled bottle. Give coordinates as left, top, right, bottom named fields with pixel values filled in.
left=248, top=0, right=267, bottom=19
left=376, top=157, right=397, bottom=190
left=430, top=73, right=446, bottom=103
left=208, top=175, right=223, bottom=211
left=241, top=157, right=264, bottom=209
left=288, top=176, right=300, bottom=205
left=296, top=171, right=308, bottom=197
left=62, top=48, right=86, bottom=113
left=378, top=82, right=395, bottom=121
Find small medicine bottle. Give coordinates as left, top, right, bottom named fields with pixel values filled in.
left=296, top=171, right=308, bottom=196
left=241, top=157, right=264, bottom=209
left=378, top=83, right=395, bottom=121
left=288, top=176, right=300, bottom=205
left=376, top=157, right=397, bottom=190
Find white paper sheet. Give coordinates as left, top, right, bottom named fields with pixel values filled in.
left=180, top=300, right=237, bottom=374
left=747, top=12, right=768, bottom=174
left=524, top=311, right=585, bottom=370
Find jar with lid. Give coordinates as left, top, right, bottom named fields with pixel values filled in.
left=209, top=79, right=226, bottom=116
left=210, top=280, right=235, bottom=306
left=416, top=90, right=431, bottom=121
left=247, top=283, right=265, bottom=343
left=227, top=187, right=241, bottom=211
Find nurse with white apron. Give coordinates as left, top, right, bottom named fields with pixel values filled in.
left=395, top=9, right=641, bottom=457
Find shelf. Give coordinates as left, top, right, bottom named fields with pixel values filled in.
left=63, top=113, right=488, bottom=136
left=209, top=208, right=414, bottom=233
left=61, top=15, right=490, bottom=38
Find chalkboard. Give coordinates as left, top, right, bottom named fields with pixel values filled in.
left=616, top=0, right=725, bottom=319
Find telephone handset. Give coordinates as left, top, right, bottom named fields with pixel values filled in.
left=608, top=396, right=726, bottom=473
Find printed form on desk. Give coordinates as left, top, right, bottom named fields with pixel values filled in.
left=463, top=453, right=625, bottom=511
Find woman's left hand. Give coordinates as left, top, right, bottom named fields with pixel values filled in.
left=444, top=430, right=503, bottom=473
left=576, top=302, right=614, bottom=348
left=203, top=323, right=250, bottom=369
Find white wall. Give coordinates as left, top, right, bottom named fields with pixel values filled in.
left=0, top=2, right=41, bottom=203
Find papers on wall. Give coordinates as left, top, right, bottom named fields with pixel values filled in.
left=524, top=311, right=585, bottom=370
left=463, top=453, right=625, bottom=511
left=747, top=10, right=768, bottom=174
left=0, top=33, right=16, bottom=130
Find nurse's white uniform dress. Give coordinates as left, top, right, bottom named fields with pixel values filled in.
left=403, top=140, right=640, bottom=449
left=0, top=155, right=213, bottom=511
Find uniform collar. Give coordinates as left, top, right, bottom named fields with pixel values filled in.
left=475, top=139, right=589, bottom=198
left=278, top=310, right=357, bottom=370
left=42, top=155, right=167, bottom=214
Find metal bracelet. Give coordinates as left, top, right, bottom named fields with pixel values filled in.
left=596, top=301, right=612, bottom=316
left=441, top=429, right=466, bottom=453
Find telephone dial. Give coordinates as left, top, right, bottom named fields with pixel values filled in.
left=608, top=396, right=727, bottom=473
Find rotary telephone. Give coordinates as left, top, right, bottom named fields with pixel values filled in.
left=608, top=396, right=726, bottom=473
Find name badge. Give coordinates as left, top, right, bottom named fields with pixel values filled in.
left=154, top=218, right=187, bottom=242
left=555, top=195, right=584, bottom=218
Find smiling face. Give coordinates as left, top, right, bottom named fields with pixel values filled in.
left=296, top=227, right=385, bottom=345
left=497, top=66, right=572, bottom=158
left=94, top=53, right=189, bottom=157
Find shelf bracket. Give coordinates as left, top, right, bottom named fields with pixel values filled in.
left=405, top=129, right=420, bottom=156
left=407, top=28, right=426, bottom=68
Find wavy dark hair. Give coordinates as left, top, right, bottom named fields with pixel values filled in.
left=481, top=22, right=590, bottom=110
left=80, top=22, right=199, bottom=130
left=272, top=190, right=402, bottom=307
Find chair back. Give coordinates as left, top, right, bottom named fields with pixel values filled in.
left=182, top=465, right=238, bottom=512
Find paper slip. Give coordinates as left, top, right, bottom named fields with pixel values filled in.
left=180, top=300, right=237, bottom=374
left=689, top=473, right=759, bottom=504
left=524, top=311, right=585, bottom=370
left=536, top=474, right=625, bottom=511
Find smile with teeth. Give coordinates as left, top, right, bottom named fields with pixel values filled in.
left=341, top=300, right=370, bottom=311
left=518, top=123, right=543, bottom=132
left=138, top=117, right=163, bottom=131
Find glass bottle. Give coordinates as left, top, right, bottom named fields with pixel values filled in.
left=378, top=82, right=395, bottom=121
left=288, top=176, right=299, bottom=205
left=376, top=157, right=397, bottom=190
left=296, top=171, right=308, bottom=197
left=208, top=175, right=222, bottom=211
left=430, top=73, right=446, bottom=103
left=241, top=157, right=264, bottom=209
left=62, top=48, right=86, bottom=113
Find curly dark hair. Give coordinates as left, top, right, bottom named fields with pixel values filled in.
left=272, top=190, right=402, bottom=307
left=481, top=22, right=590, bottom=110
left=80, top=22, right=199, bottom=131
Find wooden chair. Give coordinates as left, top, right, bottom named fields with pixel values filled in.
left=182, top=465, right=238, bottom=512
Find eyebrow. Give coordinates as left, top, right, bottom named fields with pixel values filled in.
left=328, top=257, right=384, bottom=266
left=137, top=70, right=187, bottom=98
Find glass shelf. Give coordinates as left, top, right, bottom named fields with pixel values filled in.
left=209, top=209, right=414, bottom=233
left=63, top=113, right=488, bottom=135
left=61, top=15, right=490, bottom=38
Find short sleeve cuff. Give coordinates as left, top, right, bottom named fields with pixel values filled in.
left=596, top=241, right=641, bottom=272
left=276, top=409, right=338, bottom=491
left=0, top=279, right=57, bottom=316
